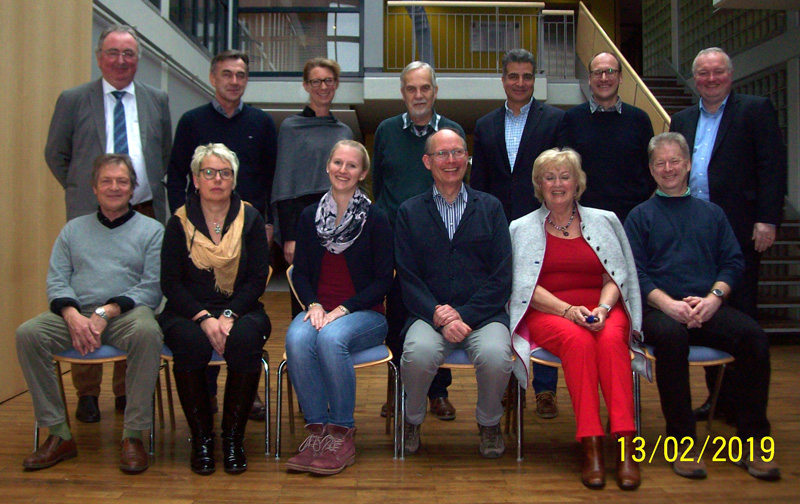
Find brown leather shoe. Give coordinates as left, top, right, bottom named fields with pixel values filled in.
left=23, top=435, right=77, bottom=470
left=581, top=436, right=605, bottom=489
left=535, top=391, right=558, bottom=419
left=286, top=424, right=326, bottom=472
left=616, top=435, right=640, bottom=490
left=120, top=437, right=149, bottom=473
left=429, top=397, right=456, bottom=421
left=735, top=446, right=781, bottom=481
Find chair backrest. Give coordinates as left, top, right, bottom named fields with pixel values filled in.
left=285, top=264, right=305, bottom=311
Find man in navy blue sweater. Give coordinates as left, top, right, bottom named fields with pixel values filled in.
left=166, top=50, right=277, bottom=421
left=395, top=128, right=513, bottom=458
left=624, top=132, right=778, bottom=481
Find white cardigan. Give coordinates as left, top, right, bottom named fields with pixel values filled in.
left=507, top=204, right=651, bottom=387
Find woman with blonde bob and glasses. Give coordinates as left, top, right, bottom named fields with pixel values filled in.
left=160, top=143, right=271, bottom=476
left=507, top=147, right=649, bottom=490
left=284, top=140, right=393, bottom=476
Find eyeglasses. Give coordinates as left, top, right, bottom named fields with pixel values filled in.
left=306, top=78, right=336, bottom=88
left=103, top=49, right=138, bottom=61
left=428, top=149, right=467, bottom=161
left=590, top=68, right=619, bottom=78
left=653, top=158, right=686, bottom=169
left=200, top=168, right=234, bottom=180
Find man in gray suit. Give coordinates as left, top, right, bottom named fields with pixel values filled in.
left=46, top=24, right=172, bottom=223
left=44, top=25, right=171, bottom=424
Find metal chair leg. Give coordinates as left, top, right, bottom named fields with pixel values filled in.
left=633, top=370, right=641, bottom=437
left=516, top=379, right=524, bottom=462
left=163, top=359, right=176, bottom=428
left=286, top=371, right=296, bottom=434
left=34, top=422, right=40, bottom=450
left=275, top=359, right=288, bottom=459
left=387, top=361, right=400, bottom=459
left=399, top=379, right=405, bottom=460
left=155, top=374, right=165, bottom=429
left=707, top=363, right=727, bottom=430
left=149, top=392, right=155, bottom=455
left=262, top=350, right=270, bottom=456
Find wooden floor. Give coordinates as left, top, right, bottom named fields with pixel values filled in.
left=2, top=291, right=799, bottom=503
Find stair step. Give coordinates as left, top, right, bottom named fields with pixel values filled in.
left=761, top=256, right=800, bottom=265
left=758, top=296, right=800, bottom=308
left=760, top=319, right=800, bottom=333
left=759, top=276, right=800, bottom=286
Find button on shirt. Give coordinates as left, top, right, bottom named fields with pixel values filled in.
left=432, top=183, right=468, bottom=241
left=690, top=96, right=728, bottom=201
left=504, top=99, right=532, bottom=171
left=102, top=79, right=151, bottom=205
left=403, top=111, right=441, bottom=138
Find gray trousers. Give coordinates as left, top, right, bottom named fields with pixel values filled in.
left=15, top=305, right=162, bottom=430
left=401, top=320, right=512, bottom=426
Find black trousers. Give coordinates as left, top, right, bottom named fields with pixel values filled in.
left=643, top=304, right=771, bottom=441
left=385, top=276, right=452, bottom=399
left=161, top=309, right=270, bottom=373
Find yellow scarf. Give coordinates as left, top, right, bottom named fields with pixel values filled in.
left=175, top=201, right=247, bottom=296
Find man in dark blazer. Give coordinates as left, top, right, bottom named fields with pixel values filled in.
left=470, top=48, right=564, bottom=419
left=670, top=47, right=786, bottom=421
left=43, top=25, right=172, bottom=424
left=46, top=24, right=172, bottom=224
left=396, top=128, right=513, bottom=458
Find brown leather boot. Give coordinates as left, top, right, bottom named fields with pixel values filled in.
left=616, top=435, right=641, bottom=490
left=285, top=424, right=326, bottom=472
left=581, top=436, right=605, bottom=489
left=308, top=425, right=356, bottom=475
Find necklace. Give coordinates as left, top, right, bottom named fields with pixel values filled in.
left=213, top=222, right=221, bottom=234
left=547, top=204, right=576, bottom=237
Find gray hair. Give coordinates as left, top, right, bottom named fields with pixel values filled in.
left=95, top=25, right=140, bottom=56
left=91, top=153, right=138, bottom=189
left=588, top=51, right=621, bottom=72
left=502, top=49, right=537, bottom=76
left=648, top=132, right=691, bottom=163
left=401, top=61, right=437, bottom=88
left=190, top=143, right=240, bottom=188
left=692, top=47, right=732, bottom=75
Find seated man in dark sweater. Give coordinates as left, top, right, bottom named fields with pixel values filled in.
left=624, top=132, right=778, bottom=482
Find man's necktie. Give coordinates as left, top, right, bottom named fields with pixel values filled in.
left=111, top=90, right=128, bottom=154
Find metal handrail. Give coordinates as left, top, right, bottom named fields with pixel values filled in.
left=577, top=1, right=671, bottom=132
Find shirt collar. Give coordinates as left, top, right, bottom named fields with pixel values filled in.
left=504, top=97, right=534, bottom=117
left=589, top=95, right=622, bottom=113
left=432, top=183, right=468, bottom=204
left=212, top=97, right=244, bottom=118
left=403, top=110, right=440, bottom=132
left=655, top=187, right=692, bottom=198
left=699, top=94, right=729, bottom=115
left=102, top=79, right=135, bottom=97
left=96, top=205, right=136, bottom=228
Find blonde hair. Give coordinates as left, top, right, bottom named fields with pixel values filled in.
left=190, top=143, right=240, bottom=189
left=327, top=139, right=370, bottom=174
left=531, top=147, right=586, bottom=203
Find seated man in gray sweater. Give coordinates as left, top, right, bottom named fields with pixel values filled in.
left=16, top=154, right=164, bottom=474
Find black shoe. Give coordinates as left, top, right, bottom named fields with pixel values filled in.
left=115, top=395, right=127, bottom=413
left=76, top=396, right=100, bottom=423
left=693, top=396, right=735, bottom=426
left=221, top=370, right=261, bottom=474
left=173, top=369, right=216, bottom=475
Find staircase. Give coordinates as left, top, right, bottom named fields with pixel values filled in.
left=642, top=76, right=695, bottom=117
left=759, top=218, right=800, bottom=342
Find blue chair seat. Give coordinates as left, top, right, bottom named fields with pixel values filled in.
left=530, top=347, right=561, bottom=366
left=353, top=345, right=391, bottom=367
left=54, top=345, right=127, bottom=361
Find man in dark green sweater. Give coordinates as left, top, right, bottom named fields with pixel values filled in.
left=372, top=62, right=465, bottom=421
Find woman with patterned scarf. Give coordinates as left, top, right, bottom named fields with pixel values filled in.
left=160, top=143, right=271, bottom=475
left=285, top=140, right=393, bottom=476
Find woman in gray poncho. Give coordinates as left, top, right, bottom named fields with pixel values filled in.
left=271, top=57, right=352, bottom=317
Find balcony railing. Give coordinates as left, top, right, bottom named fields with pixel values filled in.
left=385, top=1, right=573, bottom=77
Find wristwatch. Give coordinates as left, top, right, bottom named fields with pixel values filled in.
left=710, top=288, right=725, bottom=298
left=94, top=306, right=109, bottom=321
left=222, top=309, right=238, bottom=320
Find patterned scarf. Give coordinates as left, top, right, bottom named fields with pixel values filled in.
left=315, top=188, right=370, bottom=254
left=175, top=200, right=246, bottom=296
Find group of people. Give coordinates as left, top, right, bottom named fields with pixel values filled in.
left=15, top=23, right=785, bottom=490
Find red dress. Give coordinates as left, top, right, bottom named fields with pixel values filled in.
left=524, top=232, right=634, bottom=440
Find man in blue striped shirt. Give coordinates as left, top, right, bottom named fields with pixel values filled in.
left=395, top=128, right=513, bottom=459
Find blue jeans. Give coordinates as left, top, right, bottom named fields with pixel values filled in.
left=285, top=310, right=388, bottom=428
